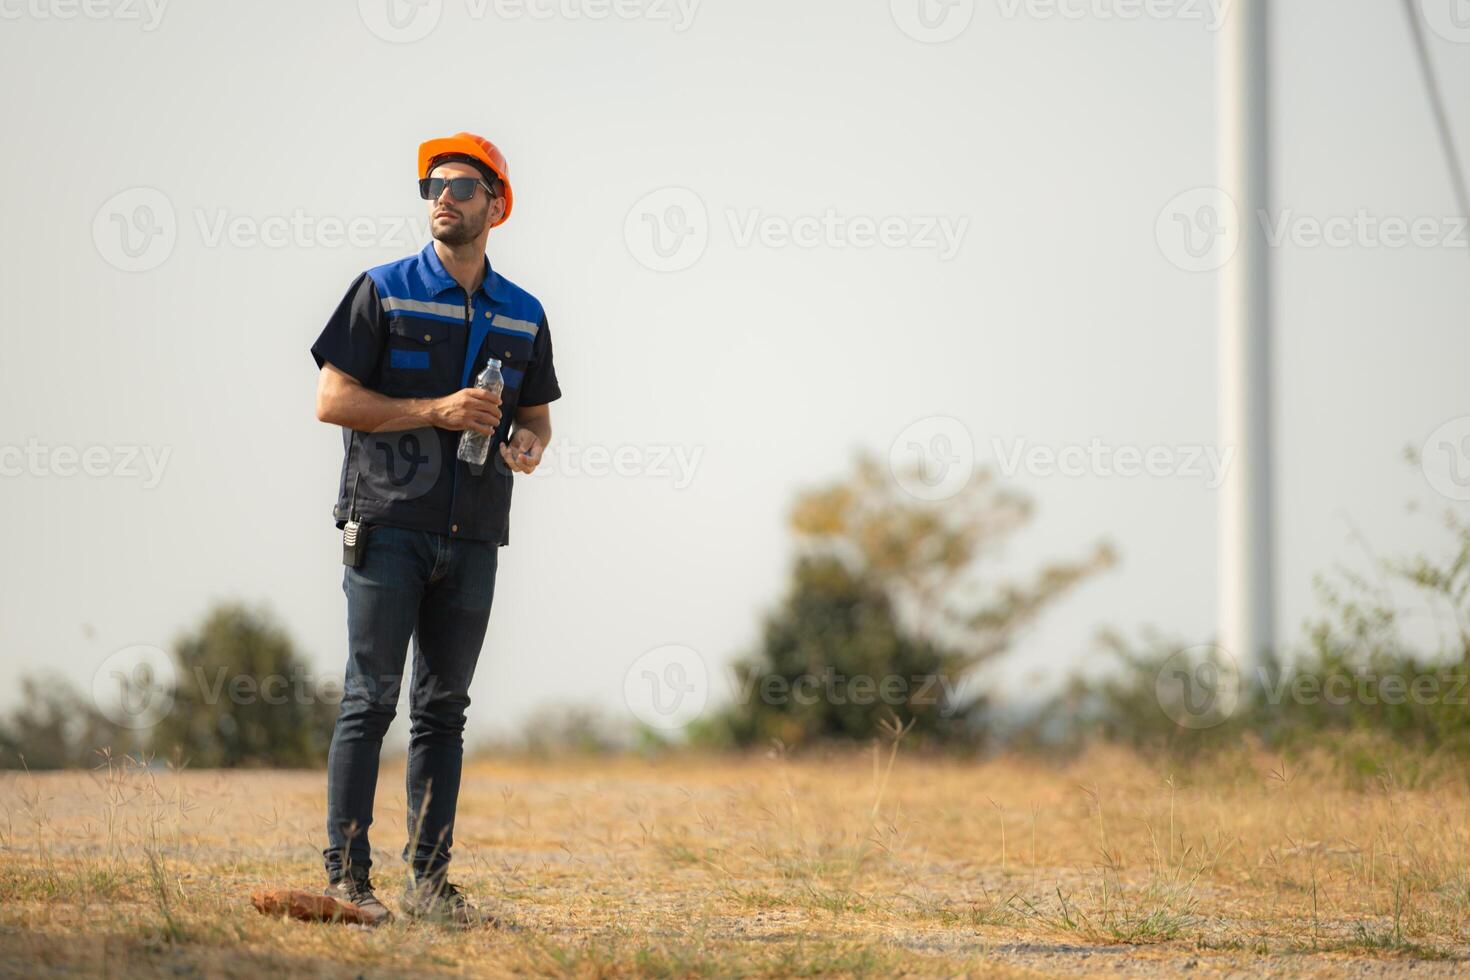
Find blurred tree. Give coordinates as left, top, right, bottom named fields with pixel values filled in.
left=1032, top=461, right=1470, bottom=775
left=699, top=454, right=1115, bottom=748
left=149, top=603, right=337, bottom=768
left=0, top=603, right=335, bottom=769
left=511, top=704, right=627, bottom=757
left=0, top=674, right=136, bottom=769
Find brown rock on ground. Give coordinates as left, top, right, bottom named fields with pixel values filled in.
left=250, top=888, right=372, bottom=925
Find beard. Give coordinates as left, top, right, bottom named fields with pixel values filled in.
left=431, top=207, right=487, bottom=246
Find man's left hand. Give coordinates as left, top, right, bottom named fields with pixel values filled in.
left=500, top=428, right=544, bottom=474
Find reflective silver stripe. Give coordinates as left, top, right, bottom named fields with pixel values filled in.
left=491, top=314, right=539, bottom=339
left=380, top=296, right=463, bottom=319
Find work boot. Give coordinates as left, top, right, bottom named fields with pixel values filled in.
left=323, top=871, right=394, bottom=927
left=401, top=870, right=493, bottom=928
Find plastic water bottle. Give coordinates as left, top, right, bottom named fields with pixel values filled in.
left=456, top=357, right=503, bottom=467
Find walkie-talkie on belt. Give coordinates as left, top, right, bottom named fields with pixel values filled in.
left=342, top=474, right=367, bottom=568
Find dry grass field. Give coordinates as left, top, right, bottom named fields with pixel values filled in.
left=3, top=744, right=1470, bottom=978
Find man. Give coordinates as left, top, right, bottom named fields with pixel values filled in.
left=309, top=132, right=560, bottom=927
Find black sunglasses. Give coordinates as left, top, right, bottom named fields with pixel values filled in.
left=418, top=176, right=496, bottom=202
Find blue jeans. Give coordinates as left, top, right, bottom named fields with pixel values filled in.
left=323, top=524, right=498, bottom=883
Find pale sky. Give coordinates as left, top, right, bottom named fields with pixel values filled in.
left=2, top=0, right=1468, bottom=741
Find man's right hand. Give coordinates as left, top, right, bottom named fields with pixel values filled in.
left=431, top=388, right=503, bottom=435
left=316, top=364, right=502, bottom=435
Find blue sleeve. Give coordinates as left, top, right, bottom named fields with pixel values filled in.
left=310, top=273, right=384, bottom=385
left=519, top=314, right=562, bottom=407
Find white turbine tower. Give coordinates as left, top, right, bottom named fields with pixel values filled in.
left=1218, top=0, right=1275, bottom=670
left=1217, top=0, right=1468, bottom=670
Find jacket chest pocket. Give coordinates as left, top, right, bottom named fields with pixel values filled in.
left=481, top=331, right=536, bottom=401
left=384, top=320, right=452, bottom=393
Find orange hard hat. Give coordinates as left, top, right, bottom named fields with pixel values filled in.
left=418, top=132, right=513, bottom=227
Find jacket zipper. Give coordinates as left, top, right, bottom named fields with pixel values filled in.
left=448, top=288, right=472, bottom=533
